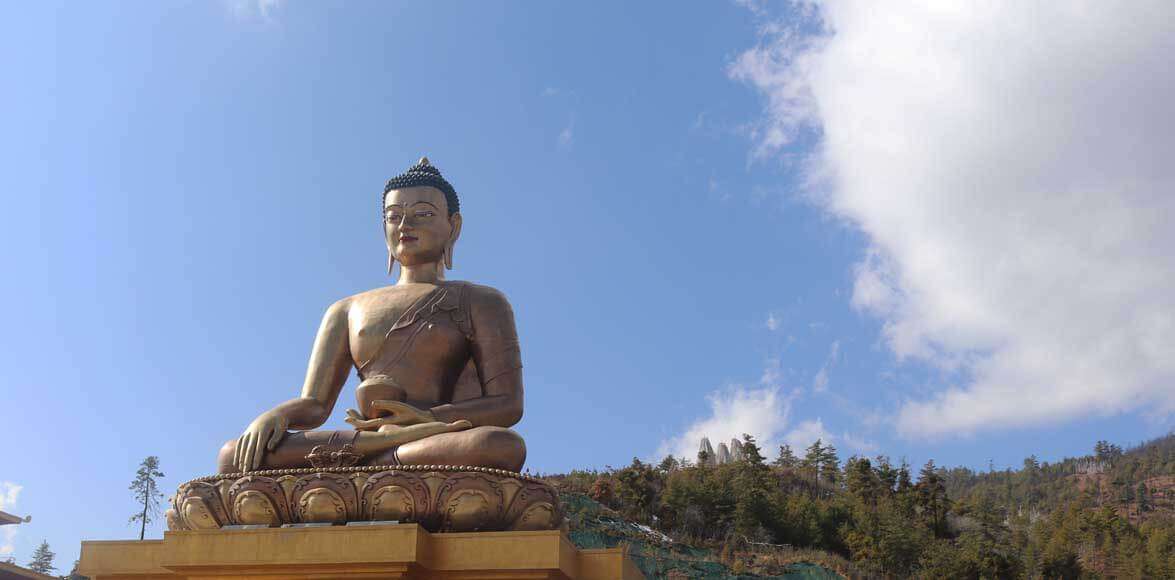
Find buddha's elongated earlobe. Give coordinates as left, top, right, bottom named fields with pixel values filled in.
left=444, top=213, right=463, bottom=270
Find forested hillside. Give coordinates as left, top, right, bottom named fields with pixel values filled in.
left=545, top=433, right=1175, bottom=578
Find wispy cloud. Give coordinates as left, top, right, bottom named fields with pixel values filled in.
left=733, top=0, right=1175, bottom=437
left=765, top=312, right=780, bottom=331
left=0, top=482, right=22, bottom=556
left=558, top=119, right=575, bottom=148
left=225, top=0, right=284, bottom=22
left=783, top=419, right=877, bottom=457
left=812, top=339, right=839, bottom=393
left=838, top=431, right=879, bottom=455
left=784, top=418, right=832, bottom=451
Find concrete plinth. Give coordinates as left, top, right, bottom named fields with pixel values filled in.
left=79, top=524, right=644, bottom=579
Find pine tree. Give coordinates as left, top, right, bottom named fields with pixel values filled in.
left=802, top=439, right=825, bottom=483
left=657, top=455, right=679, bottom=473
left=819, top=444, right=841, bottom=487
left=27, top=540, right=55, bottom=574
left=1137, top=482, right=1150, bottom=512
left=733, top=434, right=772, bottom=539
left=916, top=460, right=950, bottom=538
left=129, top=456, right=165, bottom=540
left=66, top=559, right=87, bottom=580
left=896, top=459, right=913, bottom=493
left=774, top=444, right=799, bottom=469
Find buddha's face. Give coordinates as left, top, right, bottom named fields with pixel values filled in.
left=384, top=186, right=458, bottom=267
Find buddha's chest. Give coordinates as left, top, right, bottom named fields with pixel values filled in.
left=347, top=284, right=472, bottom=376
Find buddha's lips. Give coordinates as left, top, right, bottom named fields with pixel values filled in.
left=399, top=235, right=418, bottom=243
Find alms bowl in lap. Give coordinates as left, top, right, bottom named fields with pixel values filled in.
left=167, top=464, right=562, bottom=533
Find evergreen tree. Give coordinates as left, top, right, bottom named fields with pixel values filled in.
left=27, top=540, right=55, bottom=574
left=845, top=457, right=881, bottom=505
left=1136, top=481, right=1150, bottom=512
left=657, top=455, right=679, bottom=473
left=802, top=439, right=825, bottom=483
left=615, top=458, right=658, bottom=523
left=819, top=444, right=841, bottom=487
left=733, top=434, right=773, bottom=539
left=66, top=559, right=87, bottom=580
left=129, top=456, right=165, bottom=540
left=874, top=456, right=898, bottom=492
left=774, top=444, right=799, bottom=469
left=896, top=459, right=913, bottom=493
left=915, top=460, right=950, bottom=538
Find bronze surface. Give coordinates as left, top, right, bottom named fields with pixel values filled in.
left=221, top=158, right=526, bottom=475
left=167, top=466, right=562, bottom=533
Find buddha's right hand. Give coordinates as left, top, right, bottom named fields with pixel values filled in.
left=235, top=411, right=290, bottom=472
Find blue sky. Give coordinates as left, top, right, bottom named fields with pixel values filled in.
left=2, top=0, right=1173, bottom=567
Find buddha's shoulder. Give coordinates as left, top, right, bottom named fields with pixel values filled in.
left=455, top=280, right=512, bottom=302
left=334, top=282, right=513, bottom=309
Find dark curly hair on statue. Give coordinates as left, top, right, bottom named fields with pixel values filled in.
left=382, top=157, right=460, bottom=216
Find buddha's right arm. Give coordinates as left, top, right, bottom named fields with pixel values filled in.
left=237, top=300, right=353, bottom=470
left=272, top=298, right=353, bottom=429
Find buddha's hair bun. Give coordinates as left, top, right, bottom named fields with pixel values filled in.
left=382, top=157, right=460, bottom=215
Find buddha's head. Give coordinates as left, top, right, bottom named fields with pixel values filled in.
left=382, top=157, right=463, bottom=274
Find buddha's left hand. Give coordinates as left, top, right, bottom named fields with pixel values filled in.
left=345, top=400, right=436, bottom=430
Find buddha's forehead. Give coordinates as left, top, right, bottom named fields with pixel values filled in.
left=385, top=186, right=448, bottom=211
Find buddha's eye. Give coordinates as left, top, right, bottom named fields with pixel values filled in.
left=385, top=212, right=403, bottom=223
left=415, top=210, right=435, bottom=219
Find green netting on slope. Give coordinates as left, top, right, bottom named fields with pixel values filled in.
left=561, top=492, right=840, bottom=579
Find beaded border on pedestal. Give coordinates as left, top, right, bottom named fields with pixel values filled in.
left=184, top=464, right=542, bottom=486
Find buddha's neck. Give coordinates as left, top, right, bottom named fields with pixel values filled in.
left=397, top=261, right=444, bottom=285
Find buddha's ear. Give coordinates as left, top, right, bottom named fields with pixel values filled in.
left=444, top=212, right=463, bottom=270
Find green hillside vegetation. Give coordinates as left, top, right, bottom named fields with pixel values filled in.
left=543, top=433, right=1175, bottom=578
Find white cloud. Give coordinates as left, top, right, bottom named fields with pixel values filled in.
left=0, top=482, right=19, bottom=512
left=783, top=418, right=832, bottom=450
left=558, top=123, right=574, bottom=147
left=812, top=339, right=840, bottom=393
left=0, top=482, right=21, bottom=556
left=766, top=312, right=780, bottom=331
left=812, top=368, right=828, bottom=393
left=657, top=380, right=793, bottom=461
left=225, top=0, right=284, bottom=21
left=839, top=431, right=879, bottom=455
left=733, top=1, right=1175, bottom=437
left=783, top=419, right=875, bottom=457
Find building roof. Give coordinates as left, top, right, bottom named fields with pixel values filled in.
left=0, top=511, right=28, bottom=526
left=0, top=561, right=59, bottom=580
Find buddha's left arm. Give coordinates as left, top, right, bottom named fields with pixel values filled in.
left=429, top=287, right=523, bottom=428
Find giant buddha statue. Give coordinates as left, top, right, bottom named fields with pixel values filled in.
left=217, top=158, right=526, bottom=474
left=168, top=158, right=558, bottom=533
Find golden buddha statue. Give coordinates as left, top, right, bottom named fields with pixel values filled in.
left=217, top=158, right=526, bottom=474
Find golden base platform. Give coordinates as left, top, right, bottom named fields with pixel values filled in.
left=79, top=523, right=644, bottom=579
left=167, top=466, right=562, bottom=533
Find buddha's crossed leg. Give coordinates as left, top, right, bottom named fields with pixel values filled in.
left=216, top=422, right=525, bottom=474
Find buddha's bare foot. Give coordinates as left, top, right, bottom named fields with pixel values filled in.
left=345, top=407, right=390, bottom=431
left=373, top=420, right=472, bottom=445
